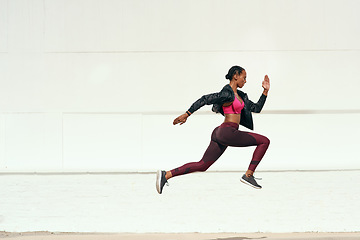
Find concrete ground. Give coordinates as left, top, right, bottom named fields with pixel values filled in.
left=1, top=171, right=359, bottom=233
left=1, top=232, right=360, bottom=240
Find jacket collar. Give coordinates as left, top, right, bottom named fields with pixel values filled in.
left=224, top=84, right=246, bottom=99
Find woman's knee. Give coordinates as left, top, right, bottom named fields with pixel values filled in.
left=264, top=136, right=270, bottom=146
left=257, top=135, right=270, bottom=146
left=196, top=160, right=212, bottom=172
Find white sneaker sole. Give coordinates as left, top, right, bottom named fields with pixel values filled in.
left=240, top=178, right=262, bottom=189
left=156, top=170, right=162, bottom=194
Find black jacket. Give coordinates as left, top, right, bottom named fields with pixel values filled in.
left=187, top=84, right=267, bottom=130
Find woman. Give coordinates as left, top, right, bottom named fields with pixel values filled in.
left=156, top=66, right=270, bottom=194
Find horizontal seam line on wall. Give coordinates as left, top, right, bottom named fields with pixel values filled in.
left=41, top=49, right=360, bottom=54
left=2, top=49, right=360, bottom=54
left=0, top=169, right=359, bottom=175
left=1, top=110, right=360, bottom=115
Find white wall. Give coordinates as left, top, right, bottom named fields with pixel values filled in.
left=0, top=0, right=360, bottom=172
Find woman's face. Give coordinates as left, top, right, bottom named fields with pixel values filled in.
left=234, top=70, right=247, bottom=88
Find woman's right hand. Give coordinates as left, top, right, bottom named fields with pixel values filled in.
left=173, top=113, right=189, bottom=125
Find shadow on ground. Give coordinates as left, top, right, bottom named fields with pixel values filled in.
left=211, top=237, right=267, bottom=240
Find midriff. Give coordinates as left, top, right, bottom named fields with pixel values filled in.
left=223, top=113, right=241, bottom=125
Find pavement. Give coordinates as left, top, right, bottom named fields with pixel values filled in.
left=1, top=171, right=359, bottom=234
left=1, top=232, right=360, bottom=240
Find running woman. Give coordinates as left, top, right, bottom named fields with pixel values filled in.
left=156, top=66, right=270, bottom=194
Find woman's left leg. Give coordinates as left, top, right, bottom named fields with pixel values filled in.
left=216, top=128, right=270, bottom=189
left=244, top=132, right=270, bottom=172
left=216, top=127, right=270, bottom=172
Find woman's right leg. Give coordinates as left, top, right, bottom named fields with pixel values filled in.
left=169, top=140, right=227, bottom=178
left=167, top=127, right=227, bottom=179
left=156, top=126, right=226, bottom=194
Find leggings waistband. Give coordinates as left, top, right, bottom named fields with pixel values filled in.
left=219, top=122, right=239, bottom=129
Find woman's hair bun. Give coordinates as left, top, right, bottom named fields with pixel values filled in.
left=225, top=74, right=230, bottom=80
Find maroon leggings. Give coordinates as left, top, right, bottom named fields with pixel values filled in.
left=170, top=122, right=270, bottom=178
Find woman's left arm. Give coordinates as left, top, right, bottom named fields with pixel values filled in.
left=262, top=75, right=270, bottom=96
left=248, top=75, right=270, bottom=113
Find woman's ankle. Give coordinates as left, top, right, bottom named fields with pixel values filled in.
left=165, top=171, right=172, bottom=180
left=245, top=170, right=254, bottom=177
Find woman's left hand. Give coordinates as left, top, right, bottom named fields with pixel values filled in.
left=262, top=75, right=270, bottom=95
left=262, top=75, right=270, bottom=91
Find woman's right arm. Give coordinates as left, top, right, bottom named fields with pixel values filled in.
left=173, top=113, right=189, bottom=125
left=173, top=89, right=233, bottom=125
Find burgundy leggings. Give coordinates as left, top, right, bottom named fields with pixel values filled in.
left=170, top=122, right=270, bottom=178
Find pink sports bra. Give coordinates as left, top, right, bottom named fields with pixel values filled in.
left=222, top=96, right=244, bottom=114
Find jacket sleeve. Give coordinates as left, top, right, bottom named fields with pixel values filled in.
left=248, top=94, right=267, bottom=113
left=187, top=90, right=233, bottom=114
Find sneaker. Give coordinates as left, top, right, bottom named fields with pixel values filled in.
left=240, top=174, right=262, bottom=189
left=156, top=170, right=169, bottom=194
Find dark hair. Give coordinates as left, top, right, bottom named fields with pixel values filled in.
left=225, top=66, right=245, bottom=80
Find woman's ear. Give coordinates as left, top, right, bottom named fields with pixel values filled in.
left=233, top=73, right=239, bottom=81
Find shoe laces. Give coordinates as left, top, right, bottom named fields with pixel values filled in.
left=250, top=175, right=262, bottom=180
